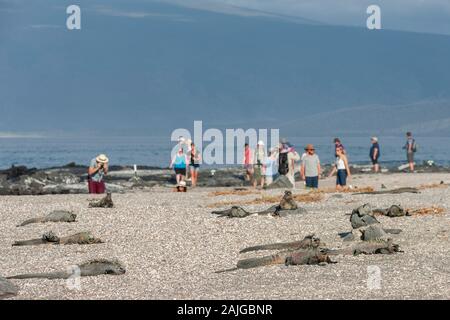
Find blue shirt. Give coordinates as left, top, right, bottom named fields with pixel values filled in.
left=89, top=158, right=105, bottom=182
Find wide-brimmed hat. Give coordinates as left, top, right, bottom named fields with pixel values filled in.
left=371, top=136, right=378, bottom=142
left=96, top=154, right=109, bottom=164
left=304, top=144, right=315, bottom=151
left=257, top=140, right=264, bottom=146
left=178, top=181, right=187, bottom=187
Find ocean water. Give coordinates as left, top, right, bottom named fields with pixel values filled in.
left=0, top=136, right=449, bottom=170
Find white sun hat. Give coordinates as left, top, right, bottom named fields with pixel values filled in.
left=96, top=154, right=109, bottom=164
left=178, top=181, right=187, bottom=187
left=257, top=140, right=265, bottom=146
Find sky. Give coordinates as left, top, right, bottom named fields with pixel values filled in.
left=161, top=0, right=450, bottom=35
left=0, top=0, right=450, bottom=137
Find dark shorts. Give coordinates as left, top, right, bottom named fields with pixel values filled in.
left=88, top=180, right=105, bottom=194
left=336, top=169, right=347, bottom=186
left=190, top=164, right=200, bottom=171
left=305, top=176, right=319, bottom=188
left=371, top=158, right=379, bottom=165
left=407, top=152, right=414, bottom=163
left=174, top=167, right=186, bottom=175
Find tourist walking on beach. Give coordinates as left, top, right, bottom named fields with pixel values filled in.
left=301, top=144, right=321, bottom=189
left=328, top=147, right=351, bottom=191
left=278, top=140, right=300, bottom=187
left=403, top=132, right=417, bottom=172
left=170, top=148, right=188, bottom=184
left=264, top=150, right=277, bottom=186
left=88, top=154, right=109, bottom=194
left=334, top=138, right=346, bottom=156
left=243, top=143, right=253, bottom=182
left=253, top=140, right=266, bottom=188
left=370, top=137, right=380, bottom=173
left=187, top=142, right=201, bottom=187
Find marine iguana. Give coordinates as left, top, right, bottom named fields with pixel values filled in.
left=211, top=191, right=307, bottom=218
left=340, top=205, right=402, bottom=241
left=0, top=276, right=18, bottom=299
left=89, top=193, right=114, bottom=208
left=216, top=248, right=335, bottom=273
left=216, top=235, right=334, bottom=272
left=349, top=204, right=380, bottom=229
left=7, top=259, right=125, bottom=280
left=17, top=210, right=77, bottom=227
left=12, top=231, right=103, bottom=246
left=353, top=187, right=419, bottom=195
left=239, top=234, right=322, bottom=253
left=326, top=239, right=402, bottom=256
left=372, top=205, right=410, bottom=217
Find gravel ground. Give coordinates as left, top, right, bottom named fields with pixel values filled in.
left=0, top=173, right=449, bottom=300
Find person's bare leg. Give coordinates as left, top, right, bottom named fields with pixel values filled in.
left=409, top=162, right=414, bottom=172
left=193, top=170, right=198, bottom=187
left=260, top=177, right=265, bottom=188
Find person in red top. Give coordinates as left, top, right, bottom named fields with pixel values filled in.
left=243, top=143, right=253, bottom=182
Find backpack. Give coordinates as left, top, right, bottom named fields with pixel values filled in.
left=278, top=152, right=289, bottom=175
left=412, top=140, right=418, bottom=153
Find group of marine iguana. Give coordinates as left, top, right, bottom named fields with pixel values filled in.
left=213, top=190, right=407, bottom=273
left=1, top=193, right=125, bottom=299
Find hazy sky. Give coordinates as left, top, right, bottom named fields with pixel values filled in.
left=162, top=0, right=450, bottom=35
left=1, top=0, right=450, bottom=137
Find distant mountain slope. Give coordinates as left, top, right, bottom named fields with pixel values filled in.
left=0, top=0, right=449, bottom=137
left=281, top=99, right=450, bottom=136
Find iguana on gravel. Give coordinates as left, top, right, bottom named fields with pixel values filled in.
left=7, top=259, right=125, bottom=280
left=326, top=239, right=402, bottom=256
left=349, top=204, right=380, bottom=229
left=89, top=193, right=114, bottom=208
left=216, top=248, right=335, bottom=273
left=0, top=276, right=18, bottom=299
left=12, top=231, right=103, bottom=246
left=353, top=187, right=419, bottom=195
left=216, top=235, right=334, bottom=272
left=239, top=234, right=322, bottom=253
left=17, top=210, right=77, bottom=227
left=211, top=191, right=307, bottom=218
left=372, top=205, right=410, bottom=217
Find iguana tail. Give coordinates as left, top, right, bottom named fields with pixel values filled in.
left=7, top=271, right=69, bottom=280
left=239, top=241, right=302, bottom=254
left=17, top=218, right=42, bottom=227
left=236, top=254, right=286, bottom=269
left=12, top=239, right=48, bottom=246
left=214, top=267, right=239, bottom=274
left=383, top=228, right=402, bottom=234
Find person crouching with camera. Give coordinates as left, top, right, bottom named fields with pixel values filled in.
left=88, top=154, right=109, bottom=194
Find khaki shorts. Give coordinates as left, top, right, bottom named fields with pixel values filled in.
left=254, top=166, right=262, bottom=181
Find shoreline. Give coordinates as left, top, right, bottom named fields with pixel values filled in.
left=1, top=161, right=449, bottom=196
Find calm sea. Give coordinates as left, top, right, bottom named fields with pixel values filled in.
left=0, top=136, right=449, bottom=169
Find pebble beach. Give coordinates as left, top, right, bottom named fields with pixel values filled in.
left=0, top=172, right=449, bottom=300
